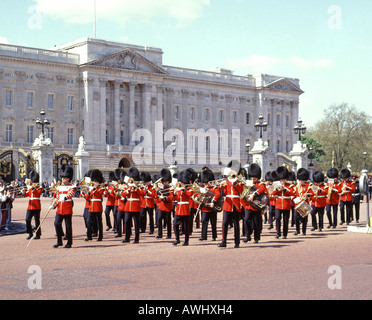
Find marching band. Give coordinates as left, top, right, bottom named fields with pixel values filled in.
left=0, top=161, right=367, bottom=249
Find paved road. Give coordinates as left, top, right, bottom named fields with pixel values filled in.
left=1, top=197, right=371, bottom=301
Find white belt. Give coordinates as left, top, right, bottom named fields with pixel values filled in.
left=128, top=198, right=140, bottom=201
left=91, top=199, right=102, bottom=202
left=315, top=196, right=326, bottom=198
left=58, top=199, right=72, bottom=202
left=277, top=196, right=291, bottom=199
left=144, top=196, right=153, bottom=199
left=177, top=202, right=190, bottom=205
left=226, top=195, right=240, bottom=198
left=30, top=198, right=40, bottom=200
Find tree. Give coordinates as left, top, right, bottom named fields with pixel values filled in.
left=301, top=135, right=326, bottom=162
left=307, top=103, right=372, bottom=172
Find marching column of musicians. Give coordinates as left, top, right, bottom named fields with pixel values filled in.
left=17, top=161, right=363, bottom=248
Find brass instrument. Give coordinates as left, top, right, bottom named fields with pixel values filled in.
left=191, top=181, right=224, bottom=213
left=240, top=178, right=269, bottom=212
left=326, top=179, right=335, bottom=200
left=207, top=178, right=226, bottom=188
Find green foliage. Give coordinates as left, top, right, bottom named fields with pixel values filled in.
left=306, top=103, right=372, bottom=173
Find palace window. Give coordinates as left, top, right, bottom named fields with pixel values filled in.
left=47, top=127, right=54, bottom=143
left=233, top=111, right=238, bottom=125
left=67, top=96, right=74, bottom=111
left=5, top=90, right=12, bottom=107
left=204, top=108, right=210, bottom=122
left=219, top=110, right=224, bottom=123
left=27, top=92, right=34, bottom=108
left=48, top=94, right=54, bottom=110
left=27, top=126, right=34, bottom=143
left=5, top=124, right=13, bottom=142
left=246, top=112, right=250, bottom=125
left=67, top=128, right=74, bottom=145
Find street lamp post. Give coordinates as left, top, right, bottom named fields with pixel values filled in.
left=35, top=109, right=50, bottom=140
left=293, top=118, right=307, bottom=142
left=362, top=152, right=370, bottom=227
left=255, top=114, right=268, bottom=139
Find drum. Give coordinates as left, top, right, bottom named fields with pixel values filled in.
left=241, top=186, right=269, bottom=212
left=295, top=199, right=312, bottom=218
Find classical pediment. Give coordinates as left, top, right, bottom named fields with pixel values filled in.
left=265, top=78, right=304, bottom=94
left=85, top=49, right=167, bottom=75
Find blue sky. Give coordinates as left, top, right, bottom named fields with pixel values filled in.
left=0, top=0, right=371, bottom=128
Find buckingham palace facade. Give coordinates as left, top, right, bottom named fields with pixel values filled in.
left=0, top=37, right=303, bottom=181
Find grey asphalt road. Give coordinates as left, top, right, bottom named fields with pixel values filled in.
left=1, top=197, right=371, bottom=301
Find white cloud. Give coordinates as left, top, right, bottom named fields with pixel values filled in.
left=34, top=0, right=210, bottom=25
left=226, top=55, right=283, bottom=73
left=0, top=37, right=10, bottom=44
left=291, top=56, right=336, bottom=69
left=226, top=55, right=336, bottom=74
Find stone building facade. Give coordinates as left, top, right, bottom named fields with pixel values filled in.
left=0, top=38, right=304, bottom=181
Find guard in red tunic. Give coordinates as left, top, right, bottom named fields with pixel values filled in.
left=272, top=167, right=295, bottom=239
left=173, top=170, right=193, bottom=246
left=242, top=163, right=266, bottom=244
left=265, top=171, right=279, bottom=230
left=325, top=168, right=341, bottom=228
left=310, top=171, right=327, bottom=232
left=339, top=168, right=355, bottom=225
left=120, top=167, right=145, bottom=244
left=218, top=161, right=244, bottom=248
left=104, top=171, right=117, bottom=231
left=139, top=171, right=156, bottom=234
left=23, top=170, right=43, bottom=240
left=197, top=169, right=220, bottom=242
left=155, top=169, right=174, bottom=240
left=293, top=168, right=313, bottom=236
left=85, top=169, right=105, bottom=241
left=51, top=165, right=76, bottom=248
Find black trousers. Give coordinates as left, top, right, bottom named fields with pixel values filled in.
left=140, top=207, right=154, bottom=233
left=326, top=204, right=338, bottom=227
left=294, top=210, right=308, bottom=234
left=87, top=211, right=103, bottom=240
left=311, top=206, right=325, bottom=230
left=124, top=211, right=140, bottom=242
left=275, top=209, right=290, bottom=237
left=55, top=214, right=72, bottom=245
left=116, top=210, right=125, bottom=237
left=200, top=210, right=217, bottom=240
left=268, top=205, right=275, bottom=227
left=105, top=206, right=114, bottom=229
left=221, top=209, right=240, bottom=246
left=340, top=200, right=352, bottom=223
left=243, top=209, right=261, bottom=241
left=25, top=209, right=41, bottom=237
left=173, top=215, right=190, bottom=243
left=157, top=210, right=172, bottom=238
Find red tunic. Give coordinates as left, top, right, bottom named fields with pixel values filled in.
left=54, top=184, right=76, bottom=215
left=105, top=185, right=117, bottom=207
left=325, top=182, right=341, bottom=205
left=140, top=186, right=156, bottom=209
left=220, top=180, right=244, bottom=212
left=241, top=181, right=266, bottom=212
left=85, top=187, right=105, bottom=212
left=339, top=180, right=355, bottom=202
left=272, top=183, right=295, bottom=210
left=174, top=188, right=193, bottom=216
left=23, top=187, right=43, bottom=210
left=310, top=184, right=327, bottom=208
left=121, top=187, right=146, bottom=212
left=156, top=186, right=174, bottom=212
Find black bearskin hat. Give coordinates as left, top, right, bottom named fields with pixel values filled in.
left=91, top=169, right=104, bottom=184
left=108, top=171, right=116, bottom=182
left=200, top=169, right=215, bottom=183
left=140, top=171, right=152, bottom=183
left=60, top=165, right=73, bottom=180
left=127, top=167, right=140, bottom=181
left=340, top=168, right=351, bottom=179
left=297, top=168, right=310, bottom=181
left=160, top=168, right=172, bottom=182
left=276, top=166, right=289, bottom=180
left=313, top=171, right=324, bottom=184
left=178, top=170, right=193, bottom=184
left=29, top=170, right=40, bottom=184
left=327, top=168, right=339, bottom=179
left=248, top=163, right=262, bottom=179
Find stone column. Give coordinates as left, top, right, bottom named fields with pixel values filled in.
left=31, top=135, right=55, bottom=184
left=250, top=138, right=270, bottom=179
left=98, top=78, right=107, bottom=146
left=113, top=80, right=121, bottom=145
left=128, top=82, right=137, bottom=146
left=289, top=140, right=308, bottom=172
left=142, top=83, right=152, bottom=132
left=75, top=136, right=90, bottom=181
left=83, top=76, right=95, bottom=146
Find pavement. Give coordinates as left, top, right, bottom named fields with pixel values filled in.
left=0, top=197, right=371, bottom=302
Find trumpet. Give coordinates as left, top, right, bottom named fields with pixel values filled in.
left=207, top=178, right=227, bottom=188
